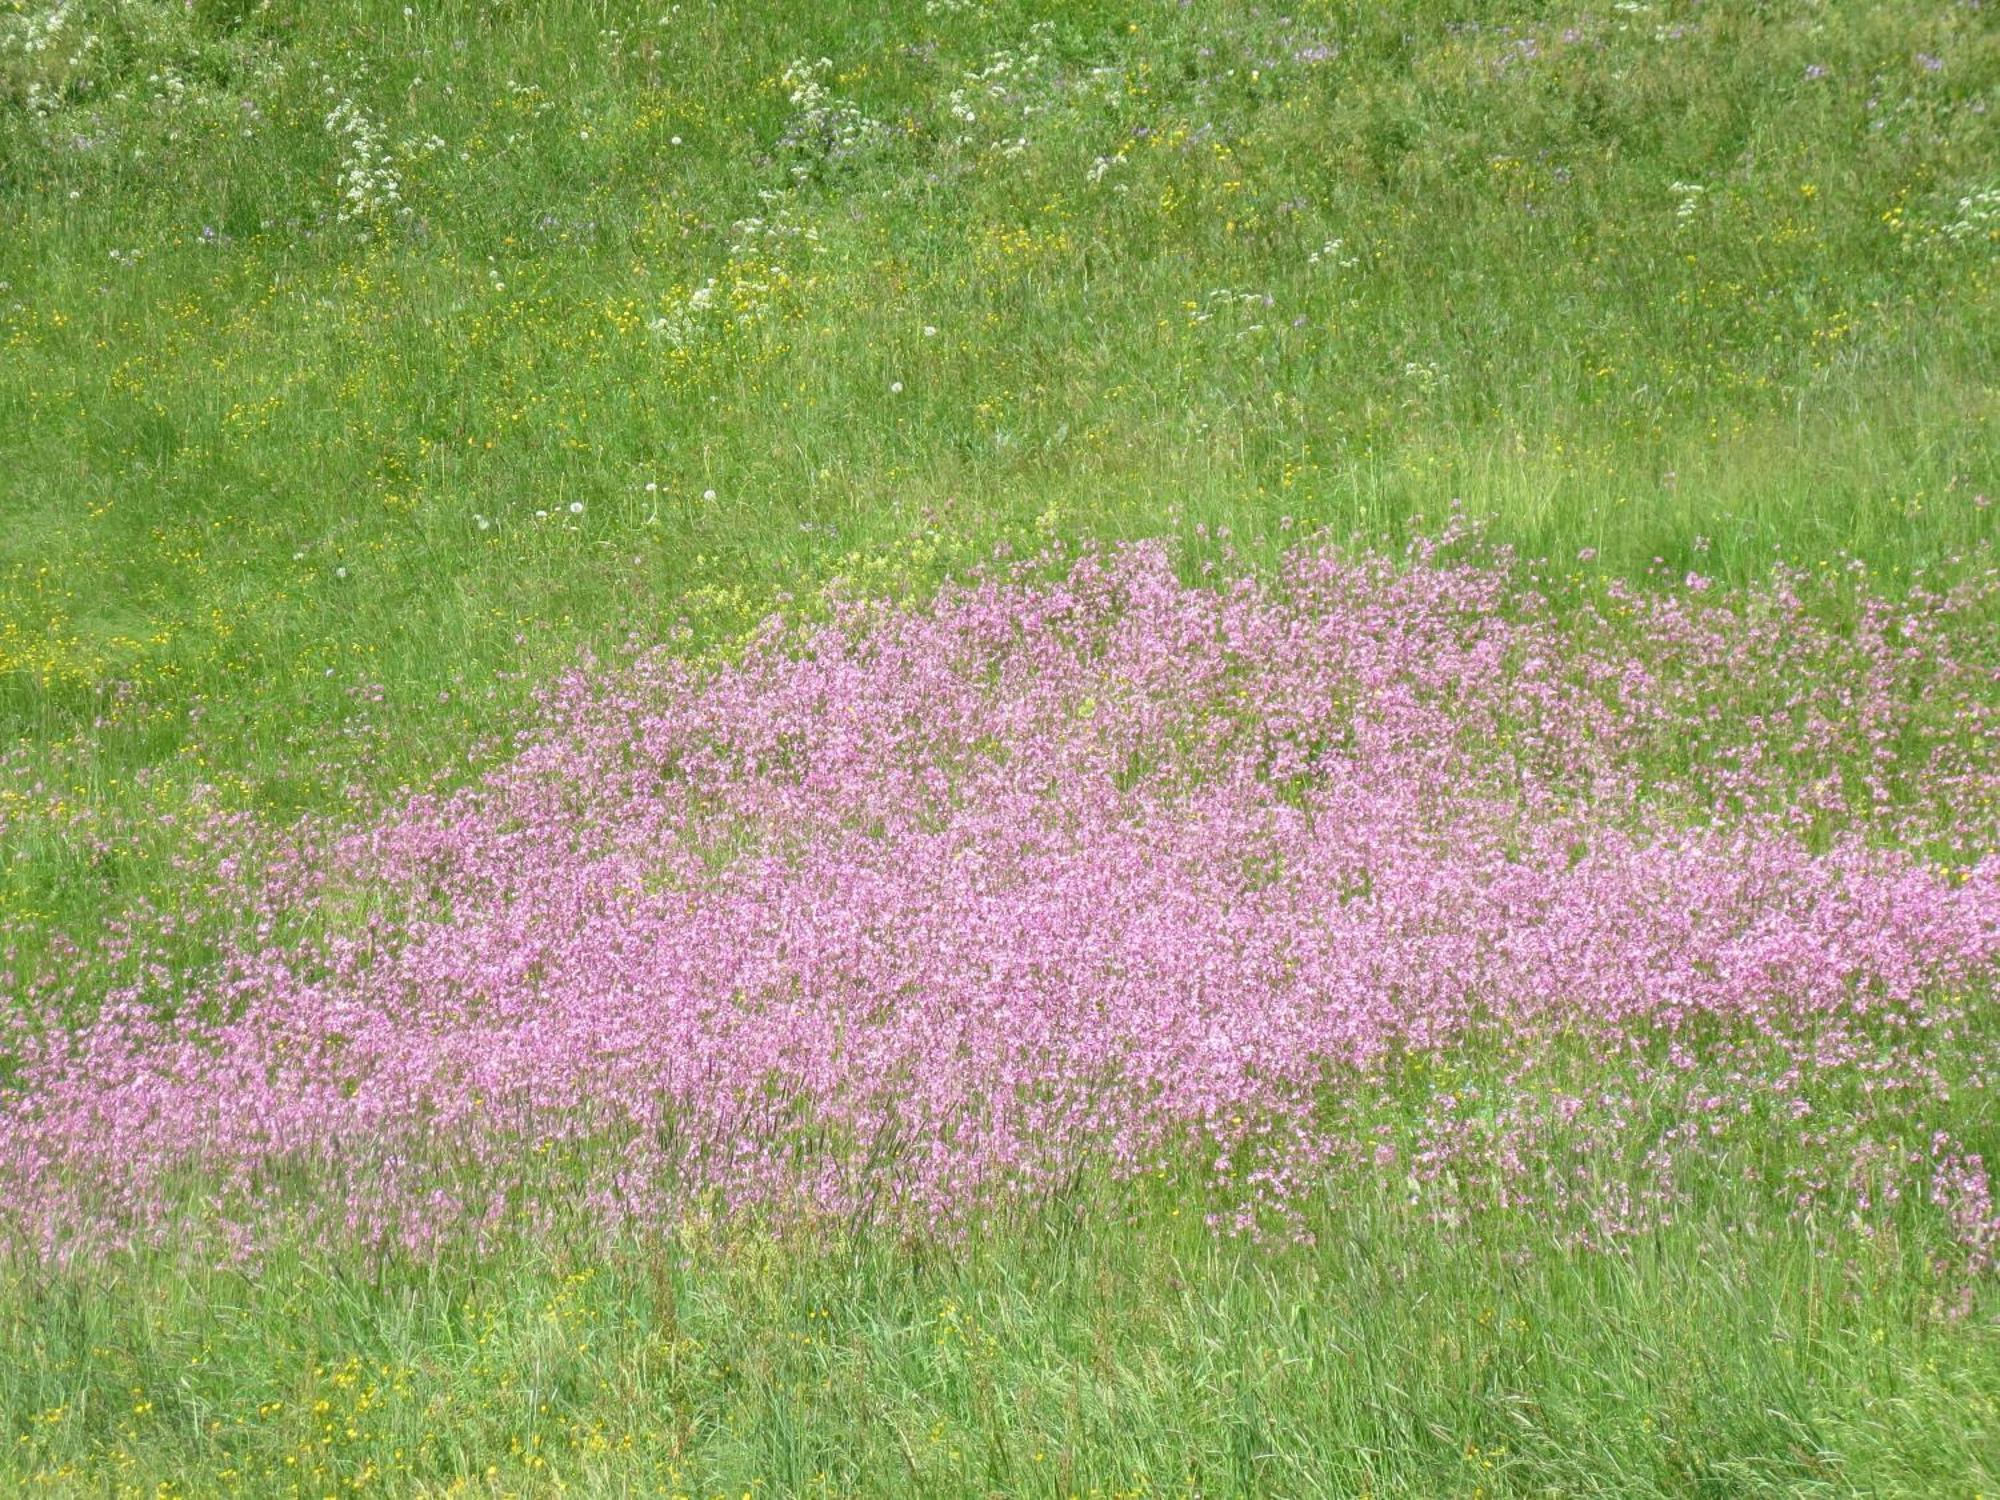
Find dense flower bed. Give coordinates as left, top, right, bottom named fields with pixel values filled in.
left=4, top=537, right=1995, bottom=1264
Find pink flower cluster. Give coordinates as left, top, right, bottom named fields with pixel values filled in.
left=3, top=536, right=1995, bottom=1262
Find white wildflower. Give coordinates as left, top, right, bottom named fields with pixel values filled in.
left=1942, top=185, right=2000, bottom=243
left=1308, top=238, right=1360, bottom=269
left=325, top=98, right=402, bottom=224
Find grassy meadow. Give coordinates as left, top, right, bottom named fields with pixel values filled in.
left=2, top=0, right=1998, bottom=1494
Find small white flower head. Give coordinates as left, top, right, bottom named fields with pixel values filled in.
left=535, top=508, right=549, bottom=519
left=703, top=488, right=717, bottom=502
left=923, top=325, right=938, bottom=337
left=671, top=135, right=683, bottom=146
left=475, top=514, right=490, bottom=531
left=644, top=481, right=658, bottom=493
left=569, top=500, right=585, bottom=515
left=889, top=380, right=904, bottom=394
left=293, top=551, right=306, bottom=561
left=335, top=566, right=349, bottom=579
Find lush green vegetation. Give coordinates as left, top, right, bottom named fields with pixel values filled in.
left=2, top=0, right=1995, bottom=1493
left=9, top=1171, right=1997, bottom=1497
left=4, top=0, right=1994, bottom=894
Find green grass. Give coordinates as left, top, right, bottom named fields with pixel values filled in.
left=7, top=1008, right=1998, bottom=1494
left=7, top=1167, right=1997, bottom=1497
left=3, top=0, right=1994, bottom=869
left=3, top=0, right=1998, bottom=1493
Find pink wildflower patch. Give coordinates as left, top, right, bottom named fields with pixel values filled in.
left=2, top=537, right=1995, bottom=1264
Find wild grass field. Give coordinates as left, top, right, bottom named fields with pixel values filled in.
left=2, top=0, right=1997, bottom=1494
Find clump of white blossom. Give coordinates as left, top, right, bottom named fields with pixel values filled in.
left=942, top=21, right=1061, bottom=156
left=1309, top=238, right=1360, bottom=270
left=326, top=97, right=402, bottom=224
left=776, top=57, right=885, bottom=180
left=1941, top=185, right=1999, bottom=245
